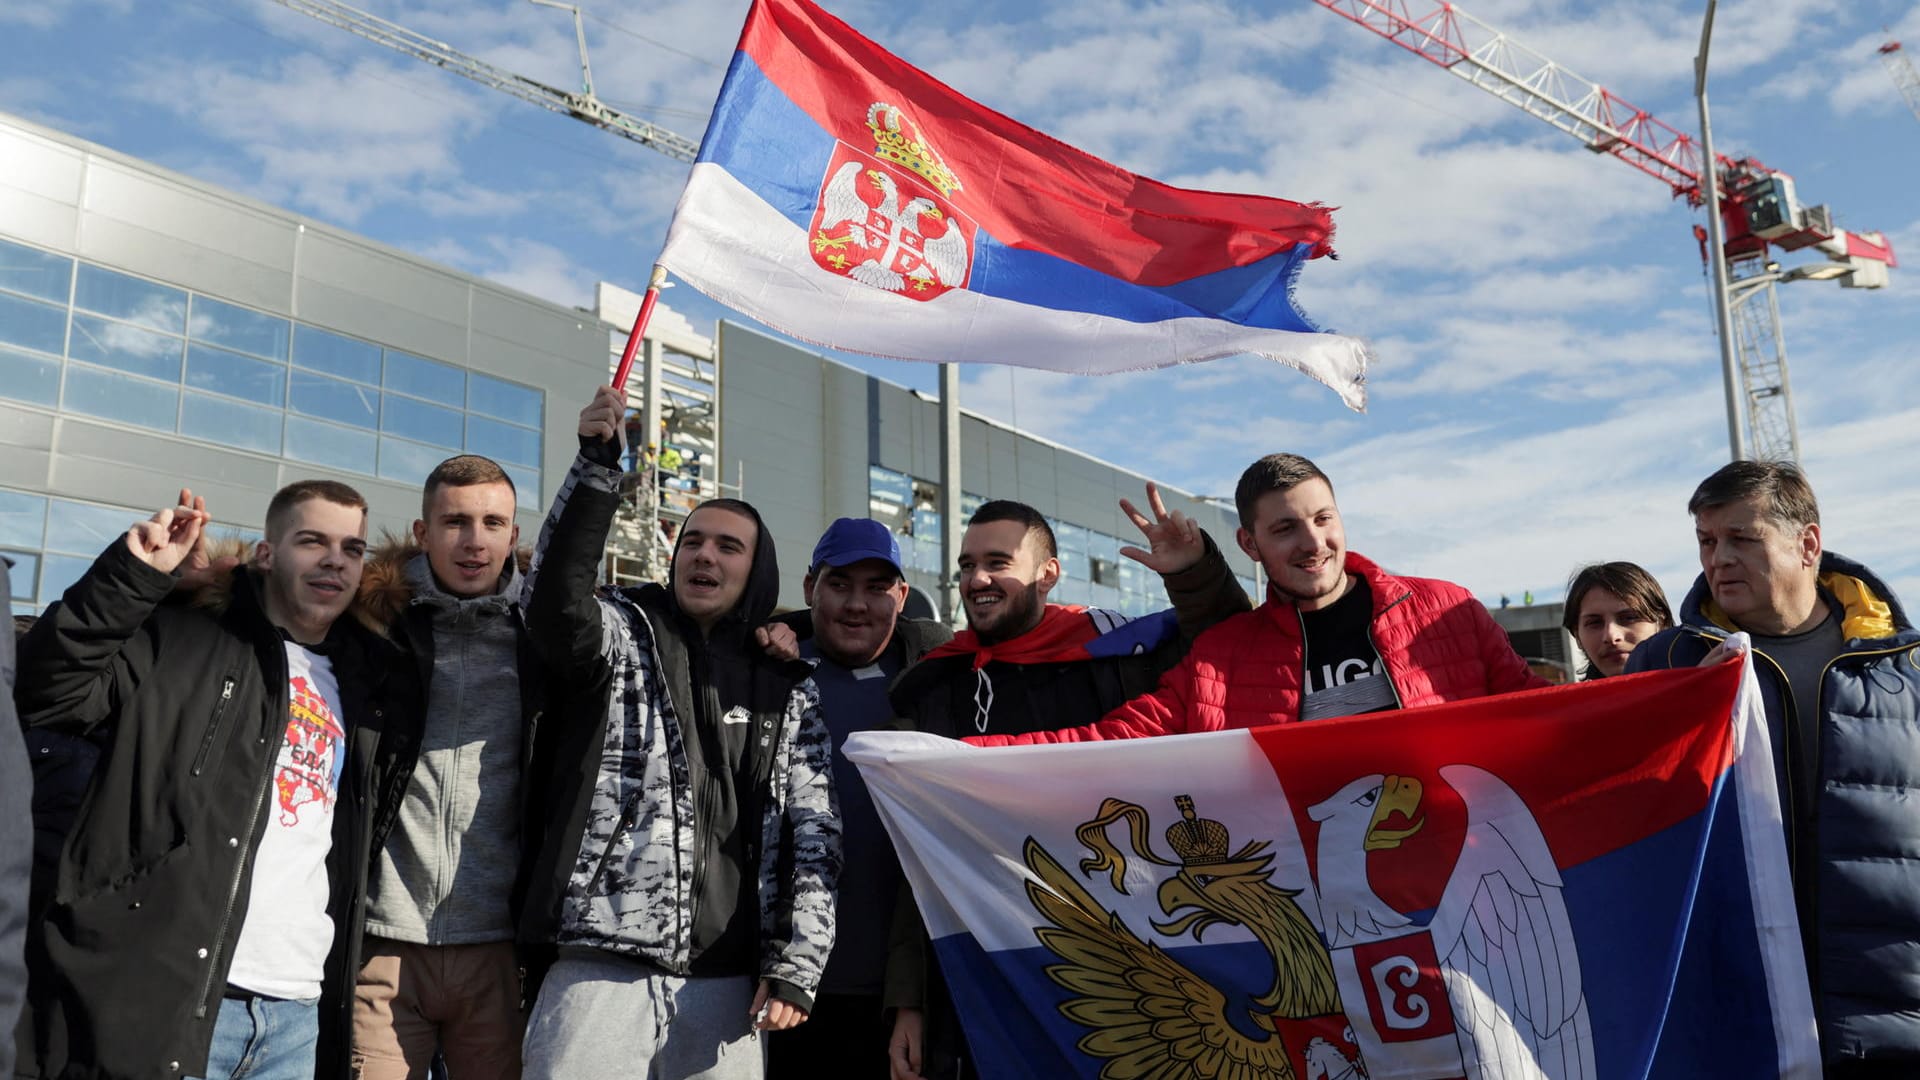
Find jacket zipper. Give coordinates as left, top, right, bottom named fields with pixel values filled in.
left=1797, top=638, right=1914, bottom=1020
left=1367, top=593, right=1410, bottom=709
left=194, top=666, right=285, bottom=1019
left=586, top=789, right=644, bottom=897
left=190, top=678, right=237, bottom=776
left=687, top=680, right=723, bottom=964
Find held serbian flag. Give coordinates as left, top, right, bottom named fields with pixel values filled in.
left=657, top=0, right=1371, bottom=409
left=846, top=659, right=1818, bottom=1078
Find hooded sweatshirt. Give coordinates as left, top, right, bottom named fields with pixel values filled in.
left=364, top=553, right=523, bottom=945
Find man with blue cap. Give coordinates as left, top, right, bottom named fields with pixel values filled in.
left=766, top=518, right=952, bottom=1080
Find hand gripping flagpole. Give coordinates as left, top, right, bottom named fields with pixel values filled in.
left=612, top=264, right=669, bottom=389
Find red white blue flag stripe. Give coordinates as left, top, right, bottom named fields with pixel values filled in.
left=658, top=0, right=1371, bottom=408
left=847, top=660, right=1818, bottom=1078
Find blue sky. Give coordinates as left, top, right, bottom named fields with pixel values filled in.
left=3, top=0, right=1917, bottom=610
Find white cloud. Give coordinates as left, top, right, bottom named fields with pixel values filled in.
left=125, top=52, right=498, bottom=222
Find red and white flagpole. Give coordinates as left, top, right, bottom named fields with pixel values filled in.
left=612, top=264, right=668, bottom=389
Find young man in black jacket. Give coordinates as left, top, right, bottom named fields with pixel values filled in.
left=12, top=481, right=413, bottom=1080
left=767, top=519, right=953, bottom=1079
left=517, top=386, right=840, bottom=1078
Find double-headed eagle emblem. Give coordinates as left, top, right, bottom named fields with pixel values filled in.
left=1026, top=771, right=1594, bottom=1079
left=808, top=102, right=974, bottom=300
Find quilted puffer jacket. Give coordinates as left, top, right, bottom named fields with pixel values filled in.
left=973, top=551, right=1548, bottom=745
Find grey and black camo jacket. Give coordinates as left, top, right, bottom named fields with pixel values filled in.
left=523, top=456, right=841, bottom=998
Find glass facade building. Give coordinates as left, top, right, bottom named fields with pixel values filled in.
left=1, top=108, right=609, bottom=616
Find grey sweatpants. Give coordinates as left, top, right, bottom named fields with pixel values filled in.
left=522, top=951, right=763, bottom=1080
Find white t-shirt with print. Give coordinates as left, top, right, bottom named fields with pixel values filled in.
left=225, top=642, right=346, bottom=1000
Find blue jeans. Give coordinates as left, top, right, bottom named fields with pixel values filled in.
left=193, top=996, right=321, bottom=1080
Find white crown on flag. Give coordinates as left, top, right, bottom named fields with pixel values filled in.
left=866, top=102, right=962, bottom=197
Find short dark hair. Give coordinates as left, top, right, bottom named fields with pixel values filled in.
left=680, top=498, right=764, bottom=556
left=1687, top=460, right=1819, bottom=532
left=1562, top=562, right=1675, bottom=637
left=967, top=500, right=1056, bottom=559
left=421, top=455, right=515, bottom=520
left=266, top=479, right=367, bottom=539
left=1234, top=454, right=1334, bottom=528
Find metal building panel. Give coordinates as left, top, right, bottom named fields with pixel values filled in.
left=78, top=215, right=295, bottom=315
left=470, top=285, right=597, bottom=357
left=51, top=422, right=285, bottom=527
left=297, top=278, right=468, bottom=367
left=82, top=160, right=296, bottom=277
left=298, top=232, right=470, bottom=342
left=0, top=127, right=83, bottom=250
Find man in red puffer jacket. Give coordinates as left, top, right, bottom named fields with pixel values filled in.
left=970, top=453, right=1548, bottom=747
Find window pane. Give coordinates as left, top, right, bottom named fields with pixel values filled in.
left=1057, top=522, right=1089, bottom=558
left=289, top=370, right=378, bottom=429
left=868, top=465, right=911, bottom=506
left=189, top=295, right=288, bottom=360
left=0, top=290, right=66, bottom=355
left=468, top=372, right=542, bottom=427
left=38, top=553, right=94, bottom=604
left=47, top=498, right=138, bottom=554
left=503, top=464, right=540, bottom=508
left=465, top=414, right=541, bottom=467
left=293, top=325, right=380, bottom=383
left=285, top=416, right=376, bottom=475
left=63, top=365, right=179, bottom=432
left=383, top=350, right=463, bottom=403
left=4, top=551, right=37, bottom=601
left=182, top=392, right=282, bottom=454
left=73, top=265, right=185, bottom=333
left=1089, top=531, right=1121, bottom=562
left=0, top=491, right=47, bottom=548
left=382, top=394, right=463, bottom=449
left=0, top=238, right=73, bottom=304
left=378, top=435, right=450, bottom=484
left=961, top=492, right=985, bottom=519
left=69, top=313, right=183, bottom=381
left=0, top=344, right=60, bottom=406
left=185, top=344, right=284, bottom=406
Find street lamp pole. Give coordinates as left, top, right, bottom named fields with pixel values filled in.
left=1695, top=0, right=1747, bottom=461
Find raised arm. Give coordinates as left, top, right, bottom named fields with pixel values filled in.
left=521, top=386, right=629, bottom=681
left=16, top=498, right=208, bottom=732
left=966, top=648, right=1201, bottom=748
left=1120, top=482, right=1250, bottom=644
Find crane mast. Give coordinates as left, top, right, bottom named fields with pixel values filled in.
left=1883, top=40, right=1920, bottom=124
left=267, top=0, right=701, bottom=161
left=1315, top=0, right=1897, bottom=463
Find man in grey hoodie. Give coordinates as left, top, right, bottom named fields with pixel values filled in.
left=351, top=455, right=542, bottom=1080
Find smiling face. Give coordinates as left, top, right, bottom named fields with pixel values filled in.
left=1236, top=479, right=1348, bottom=611
left=805, top=558, right=908, bottom=668
left=1574, top=587, right=1662, bottom=678
left=673, top=504, right=758, bottom=633
left=412, top=480, right=518, bottom=598
left=957, top=519, right=1057, bottom=644
left=256, top=497, right=368, bottom=644
left=1695, top=495, right=1822, bottom=635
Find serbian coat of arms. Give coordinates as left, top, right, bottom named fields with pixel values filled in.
left=808, top=102, right=975, bottom=300
left=1023, top=768, right=1596, bottom=1079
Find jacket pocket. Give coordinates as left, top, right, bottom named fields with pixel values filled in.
left=65, top=837, right=193, bottom=908
left=190, top=676, right=239, bottom=777
left=584, top=790, right=644, bottom=897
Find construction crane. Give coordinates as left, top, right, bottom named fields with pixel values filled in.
left=1883, top=39, right=1920, bottom=124
left=1315, top=0, right=1898, bottom=463
left=268, top=0, right=700, bottom=160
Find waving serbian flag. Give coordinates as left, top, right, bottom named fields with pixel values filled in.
left=656, top=0, right=1370, bottom=409
left=845, top=659, right=1818, bottom=1079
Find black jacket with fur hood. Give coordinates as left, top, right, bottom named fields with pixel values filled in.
left=11, top=539, right=416, bottom=1080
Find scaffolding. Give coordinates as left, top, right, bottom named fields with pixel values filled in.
left=593, top=283, right=736, bottom=587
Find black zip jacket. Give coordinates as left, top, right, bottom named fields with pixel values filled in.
left=11, top=542, right=415, bottom=1080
